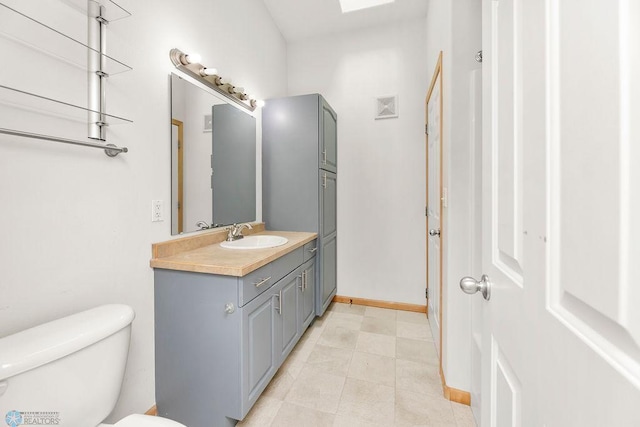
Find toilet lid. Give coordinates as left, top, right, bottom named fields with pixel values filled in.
left=114, top=414, right=187, bottom=427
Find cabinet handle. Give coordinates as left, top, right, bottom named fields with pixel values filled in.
left=276, top=289, right=282, bottom=314
left=308, top=247, right=318, bottom=254
left=322, top=173, right=327, bottom=189
left=297, top=275, right=303, bottom=290
left=253, top=277, right=271, bottom=288
left=323, top=149, right=327, bottom=165
left=302, top=270, right=307, bottom=291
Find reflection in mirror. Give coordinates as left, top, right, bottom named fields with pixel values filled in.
left=170, top=73, right=256, bottom=235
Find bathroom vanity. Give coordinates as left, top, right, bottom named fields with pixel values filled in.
left=151, top=225, right=317, bottom=427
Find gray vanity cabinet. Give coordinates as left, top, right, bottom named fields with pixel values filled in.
left=263, top=94, right=338, bottom=317
left=154, top=242, right=317, bottom=427
left=274, top=270, right=300, bottom=363
left=243, top=284, right=277, bottom=406
left=319, top=170, right=337, bottom=313
left=300, top=258, right=316, bottom=330
left=320, top=98, right=338, bottom=173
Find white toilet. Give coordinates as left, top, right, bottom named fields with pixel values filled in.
left=0, top=304, right=185, bottom=427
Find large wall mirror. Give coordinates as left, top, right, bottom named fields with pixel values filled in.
left=171, top=73, right=256, bottom=235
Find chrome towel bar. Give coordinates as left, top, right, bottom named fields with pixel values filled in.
left=0, top=127, right=128, bottom=157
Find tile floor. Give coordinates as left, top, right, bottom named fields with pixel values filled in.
left=237, top=302, right=477, bottom=427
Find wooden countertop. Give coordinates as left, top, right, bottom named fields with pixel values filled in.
left=150, top=224, right=317, bottom=277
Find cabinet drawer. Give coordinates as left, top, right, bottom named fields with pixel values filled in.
left=303, top=240, right=318, bottom=262
left=238, top=263, right=274, bottom=307
left=271, top=247, right=303, bottom=283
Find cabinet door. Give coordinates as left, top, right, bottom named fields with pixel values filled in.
left=320, top=97, right=337, bottom=173
left=320, top=171, right=337, bottom=240
left=242, top=289, right=276, bottom=414
left=318, top=234, right=337, bottom=316
left=300, top=258, right=316, bottom=330
left=274, top=271, right=300, bottom=364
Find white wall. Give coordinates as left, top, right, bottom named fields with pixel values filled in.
left=0, top=0, right=286, bottom=420
left=287, top=19, right=428, bottom=306
left=425, top=0, right=481, bottom=392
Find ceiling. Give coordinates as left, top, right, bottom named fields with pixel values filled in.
left=262, top=0, right=429, bottom=43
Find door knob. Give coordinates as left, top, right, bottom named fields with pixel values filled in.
left=459, top=274, right=491, bottom=301
left=429, top=229, right=441, bottom=237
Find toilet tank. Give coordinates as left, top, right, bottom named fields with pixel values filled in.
left=0, top=305, right=135, bottom=427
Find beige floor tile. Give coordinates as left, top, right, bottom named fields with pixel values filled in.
left=279, top=351, right=305, bottom=379
left=305, top=344, right=354, bottom=377
left=271, top=402, right=335, bottom=427
left=364, top=306, right=397, bottom=320
left=397, top=321, right=432, bottom=341
left=451, top=401, right=477, bottom=426
left=395, top=388, right=457, bottom=427
left=300, top=321, right=325, bottom=346
left=328, top=302, right=366, bottom=315
left=237, top=395, right=283, bottom=427
left=347, top=351, right=396, bottom=387
left=263, top=367, right=297, bottom=400
left=332, top=413, right=389, bottom=426
left=336, top=377, right=395, bottom=425
left=397, top=310, right=429, bottom=324
left=284, top=366, right=346, bottom=413
left=396, top=359, right=442, bottom=397
left=312, top=311, right=333, bottom=328
left=317, top=325, right=359, bottom=350
left=360, top=316, right=397, bottom=336
left=396, top=337, right=439, bottom=365
left=355, top=331, right=396, bottom=358
left=324, top=312, right=363, bottom=331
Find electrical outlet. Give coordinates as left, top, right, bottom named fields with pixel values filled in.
left=152, top=200, right=163, bottom=222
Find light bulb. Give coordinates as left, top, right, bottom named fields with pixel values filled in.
left=184, top=52, right=202, bottom=64
left=256, top=99, right=266, bottom=108
left=200, top=67, right=218, bottom=77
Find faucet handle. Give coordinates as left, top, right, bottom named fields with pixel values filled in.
left=226, top=224, right=237, bottom=241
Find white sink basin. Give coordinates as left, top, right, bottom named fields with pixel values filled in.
left=220, top=235, right=288, bottom=250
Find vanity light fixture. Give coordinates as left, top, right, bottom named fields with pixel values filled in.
left=169, top=48, right=258, bottom=112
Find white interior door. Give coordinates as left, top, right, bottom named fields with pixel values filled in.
left=531, top=0, right=640, bottom=425
left=426, top=54, right=443, bottom=355
left=469, top=67, right=484, bottom=422
left=478, top=0, right=528, bottom=425
left=476, top=0, right=640, bottom=425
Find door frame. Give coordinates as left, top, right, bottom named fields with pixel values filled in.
left=171, top=118, right=184, bottom=233
left=425, top=51, right=444, bottom=372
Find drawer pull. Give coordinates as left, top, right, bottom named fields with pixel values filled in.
left=253, top=277, right=271, bottom=288
left=308, top=247, right=318, bottom=254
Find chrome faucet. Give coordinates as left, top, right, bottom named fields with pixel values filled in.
left=195, top=220, right=211, bottom=230
left=226, top=223, right=253, bottom=241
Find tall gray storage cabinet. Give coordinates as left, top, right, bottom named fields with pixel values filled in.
left=262, top=94, right=337, bottom=316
